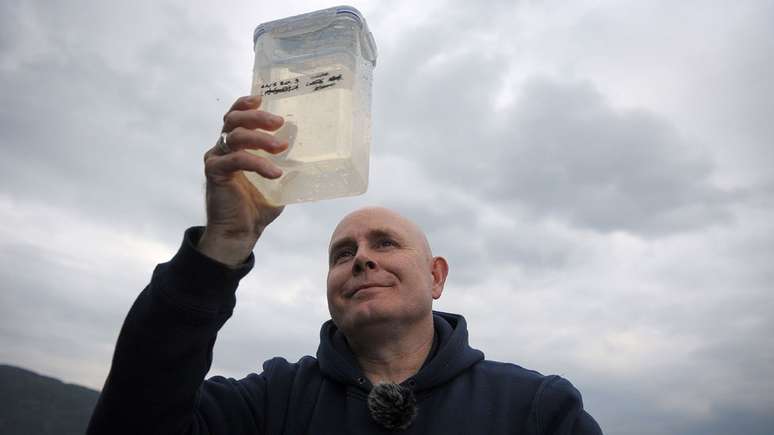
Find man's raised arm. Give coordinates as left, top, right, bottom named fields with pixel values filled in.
left=87, top=96, right=289, bottom=435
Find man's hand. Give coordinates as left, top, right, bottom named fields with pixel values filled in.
left=197, top=95, right=288, bottom=266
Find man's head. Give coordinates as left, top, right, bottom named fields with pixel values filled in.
left=326, top=207, right=449, bottom=334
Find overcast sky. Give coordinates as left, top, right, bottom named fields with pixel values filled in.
left=2, top=1, right=773, bottom=434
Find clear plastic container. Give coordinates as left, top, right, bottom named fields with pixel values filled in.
left=246, top=5, right=377, bottom=205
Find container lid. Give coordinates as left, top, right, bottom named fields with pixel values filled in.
left=253, top=5, right=377, bottom=64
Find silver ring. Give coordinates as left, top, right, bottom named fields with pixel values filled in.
left=216, top=132, right=232, bottom=154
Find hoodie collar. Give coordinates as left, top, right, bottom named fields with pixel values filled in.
left=316, top=311, right=485, bottom=392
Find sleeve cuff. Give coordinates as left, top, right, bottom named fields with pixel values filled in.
left=151, top=227, right=255, bottom=316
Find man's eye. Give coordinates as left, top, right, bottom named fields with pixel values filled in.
left=333, top=249, right=354, bottom=262
left=378, top=239, right=396, bottom=248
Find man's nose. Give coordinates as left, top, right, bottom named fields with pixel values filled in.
left=352, top=250, right=377, bottom=275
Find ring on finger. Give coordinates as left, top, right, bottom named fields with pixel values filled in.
left=216, top=132, right=232, bottom=154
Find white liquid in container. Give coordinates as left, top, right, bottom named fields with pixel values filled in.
left=246, top=6, right=377, bottom=205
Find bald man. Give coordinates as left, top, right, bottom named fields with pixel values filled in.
left=88, top=97, right=602, bottom=434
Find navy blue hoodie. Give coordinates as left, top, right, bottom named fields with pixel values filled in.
left=88, top=227, right=602, bottom=434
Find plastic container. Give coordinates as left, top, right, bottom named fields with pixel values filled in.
left=246, top=5, right=378, bottom=205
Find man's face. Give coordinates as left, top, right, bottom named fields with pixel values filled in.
left=326, top=208, right=446, bottom=333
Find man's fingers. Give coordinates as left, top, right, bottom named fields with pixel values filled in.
left=226, top=95, right=262, bottom=118
left=223, top=110, right=284, bottom=133
left=208, top=94, right=286, bottom=179
left=206, top=150, right=283, bottom=179
left=226, top=127, right=288, bottom=154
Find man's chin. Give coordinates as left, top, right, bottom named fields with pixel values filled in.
left=336, top=302, right=430, bottom=338
left=336, top=303, right=397, bottom=333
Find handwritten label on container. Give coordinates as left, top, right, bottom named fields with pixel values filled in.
left=258, top=68, right=351, bottom=99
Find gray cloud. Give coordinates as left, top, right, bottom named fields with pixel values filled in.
left=0, top=236, right=147, bottom=389
left=0, top=0, right=240, bottom=244
left=482, top=77, right=736, bottom=235
left=372, top=19, right=737, bottom=236
left=368, top=0, right=764, bottom=237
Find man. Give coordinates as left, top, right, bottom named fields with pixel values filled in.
left=87, top=96, right=602, bottom=434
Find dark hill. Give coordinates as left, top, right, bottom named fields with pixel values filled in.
left=0, top=364, right=100, bottom=435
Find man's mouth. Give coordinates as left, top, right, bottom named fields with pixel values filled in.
left=348, top=283, right=390, bottom=297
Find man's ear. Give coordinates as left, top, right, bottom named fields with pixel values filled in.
left=430, top=256, right=449, bottom=299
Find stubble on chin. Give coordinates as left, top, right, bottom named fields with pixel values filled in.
left=337, top=299, right=432, bottom=340
left=334, top=301, right=394, bottom=336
